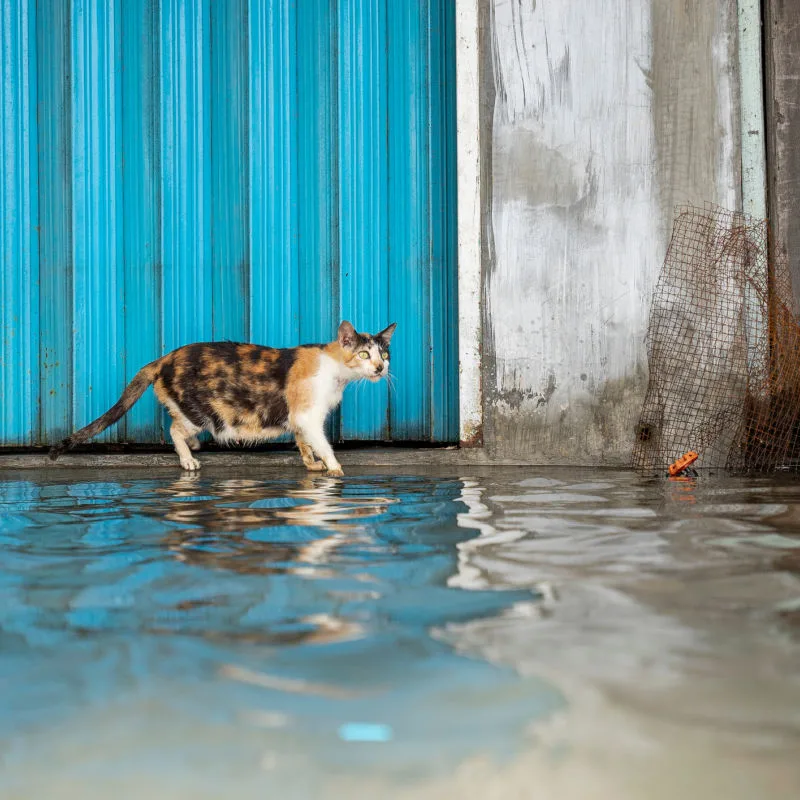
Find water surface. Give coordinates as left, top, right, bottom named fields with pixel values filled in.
left=1, top=467, right=799, bottom=798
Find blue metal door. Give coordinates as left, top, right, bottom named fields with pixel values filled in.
left=0, top=0, right=458, bottom=446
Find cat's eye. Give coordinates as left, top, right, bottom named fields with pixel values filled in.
left=358, top=351, right=370, bottom=360
left=381, top=351, right=389, bottom=360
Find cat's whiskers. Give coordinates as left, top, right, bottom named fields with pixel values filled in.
left=384, top=372, right=399, bottom=399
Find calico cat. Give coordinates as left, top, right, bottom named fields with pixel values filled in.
left=48, top=320, right=396, bottom=476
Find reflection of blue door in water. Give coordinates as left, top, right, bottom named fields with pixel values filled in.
left=0, top=475, right=563, bottom=778
left=0, top=0, right=458, bottom=447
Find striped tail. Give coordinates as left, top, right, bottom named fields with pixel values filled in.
left=48, top=359, right=162, bottom=460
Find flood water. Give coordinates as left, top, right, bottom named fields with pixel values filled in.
left=1, top=466, right=799, bottom=799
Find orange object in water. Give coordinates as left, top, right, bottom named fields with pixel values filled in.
left=668, top=451, right=699, bottom=477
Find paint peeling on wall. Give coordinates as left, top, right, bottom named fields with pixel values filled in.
left=484, top=0, right=741, bottom=463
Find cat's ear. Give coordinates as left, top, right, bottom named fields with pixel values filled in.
left=376, top=322, right=397, bottom=346
left=337, top=320, right=358, bottom=349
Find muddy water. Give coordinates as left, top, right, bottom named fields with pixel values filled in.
left=0, top=467, right=798, bottom=798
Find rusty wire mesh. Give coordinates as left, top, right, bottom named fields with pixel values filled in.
left=632, top=204, right=800, bottom=473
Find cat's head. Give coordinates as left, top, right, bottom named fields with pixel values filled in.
left=336, top=321, right=397, bottom=381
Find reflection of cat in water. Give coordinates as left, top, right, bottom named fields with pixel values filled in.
left=156, top=474, right=392, bottom=573
left=145, top=475, right=393, bottom=647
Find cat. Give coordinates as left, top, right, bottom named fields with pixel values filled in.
left=48, top=320, right=396, bottom=476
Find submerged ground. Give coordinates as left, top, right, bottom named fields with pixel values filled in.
left=1, top=466, right=799, bottom=798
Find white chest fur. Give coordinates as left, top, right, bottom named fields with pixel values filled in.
left=310, top=353, right=348, bottom=415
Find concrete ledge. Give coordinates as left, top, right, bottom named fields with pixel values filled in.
left=0, top=447, right=554, bottom=472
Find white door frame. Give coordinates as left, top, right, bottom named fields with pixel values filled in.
left=455, top=0, right=483, bottom=446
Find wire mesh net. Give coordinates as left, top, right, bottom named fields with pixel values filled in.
left=632, top=204, right=800, bottom=473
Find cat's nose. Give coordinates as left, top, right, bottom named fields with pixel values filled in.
left=374, top=363, right=384, bottom=374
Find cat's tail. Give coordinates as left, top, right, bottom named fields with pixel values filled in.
left=48, top=358, right=164, bottom=460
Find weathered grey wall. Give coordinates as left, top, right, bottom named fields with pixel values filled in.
left=764, top=0, right=800, bottom=308
left=482, top=0, right=742, bottom=464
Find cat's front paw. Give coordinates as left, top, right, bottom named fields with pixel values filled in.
left=326, top=466, right=344, bottom=477
left=305, top=461, right=326, bottom=472
left=180, top=456, right=201, bottom=472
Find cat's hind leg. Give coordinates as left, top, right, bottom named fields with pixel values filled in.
left=295, top=433, right=325, bottom=472
left=154, top=380, right=202, bottom=470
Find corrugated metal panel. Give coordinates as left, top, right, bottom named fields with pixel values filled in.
left=1, top=0, right=38, bottom=446
left=298, top=0, right=339, bottom=441
left=429, top=0, right=458, bottom=442
left=121, top=0, right=161, bottom=440
left=71, top=0, right=125, bottom=441
left=37, top=0, right=72, bottom=442
left=0, top=0, right=458, bottom=447
left=339, top=0, right=388, bottom=440
left=211, top=0, right=249, bottom=345
left=388, top=0, right=432, bottom=440
left=161, top=0, right=213, bottom=353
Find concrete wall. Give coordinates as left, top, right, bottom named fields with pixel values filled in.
left=764, top=0, right=800, bottom=308
left=481, top=0, right=742, bottom=463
